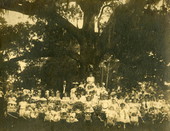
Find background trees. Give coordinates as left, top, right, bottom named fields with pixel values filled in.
left=0, top=0, right=170, bottom=91
left=109, top=0, right=170, bottom=88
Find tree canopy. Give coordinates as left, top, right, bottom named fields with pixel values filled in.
left=0, top=0, right=170, bottom=91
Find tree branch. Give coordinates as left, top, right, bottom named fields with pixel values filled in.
left=2, top=45, right=80, bottom=65
left=0, top=0, right=85, bottom=44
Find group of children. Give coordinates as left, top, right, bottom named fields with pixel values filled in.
left=4, top=81, right=170, bottom=128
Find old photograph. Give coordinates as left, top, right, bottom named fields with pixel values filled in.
left=0, top=0, right=170, bottom=131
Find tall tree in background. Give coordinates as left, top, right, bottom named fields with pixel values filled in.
left=0, top=0, right=170, bottom=90
left=109, top=0, right=170, bottom=88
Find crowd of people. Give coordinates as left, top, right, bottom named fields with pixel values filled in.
left=3, top=74, right=170, bottom=129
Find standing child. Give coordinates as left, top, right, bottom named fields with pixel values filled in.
left=117, top=103, right=130, bottom=129
left=18, top=98, right=28, bottom=117
left=105, top=106, right=118, bottom=127
left=130, top=106, right=141, bottom=126
left=84, top=97, right=94, bottom=123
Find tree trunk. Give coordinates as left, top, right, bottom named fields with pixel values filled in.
left=0, top=48, right=5, bottom=123
left=79, top=41, right=95, bottom=79
left=77, top=0, right=103, bottom=80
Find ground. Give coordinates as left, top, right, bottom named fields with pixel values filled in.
left=0, top=117, right=170, bottom=131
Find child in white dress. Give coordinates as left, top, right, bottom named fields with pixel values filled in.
left=117, top=103, right=130, bottom=129
left=105, top=106, right=118, bottom=127
left=53, top=107, right=61, bottom=122
left=66, top=109, right=78, bottom=123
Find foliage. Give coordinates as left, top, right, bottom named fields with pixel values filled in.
left=0, top=0, right=169, bottom=90
left=108, top=0, right=170, bottom=88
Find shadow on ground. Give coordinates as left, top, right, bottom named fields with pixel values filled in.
left=0, top=117, right=170, bottom=131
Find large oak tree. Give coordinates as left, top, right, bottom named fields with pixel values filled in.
left=0, top=0, right=170, bottom=90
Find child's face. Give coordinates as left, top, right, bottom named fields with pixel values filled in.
left=28, top=107, right=32, bottom=111
left=77, top=95, right=81, bottom=99
left=125, top=99, right=129, bottom=103
left=112, top=99, right=116, bottom=104
left=132, top=99, right=137, bottom=103
left=62, top=104, right=67, bottom=108
left=121, top=105, right=125, bottom=109
left=55, top=107, right=60, bottom=111
left=104, top=95, right=108, bottom=100
left=86, top=97, right=91, bottom=101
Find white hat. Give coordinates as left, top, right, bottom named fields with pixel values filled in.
left=73, top=82, right=79, bottom=85
left=40, top=98, right=47, bottom=101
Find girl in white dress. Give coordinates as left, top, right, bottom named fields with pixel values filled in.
left=44, top=106, right=54, bottom=122
left=30, top=107, right=39, bottom=119
left=130, top=106, right=141, bottom=126
left=53, top=107, right=61, bottom=122
left=117, top=103, right=130, bottom=129
left=105, top=106, right=118, bottom=127
left=129, top=99, right=141, bottom=125
left=60, top=104, right=69, bottom=120
left=66, top=109, right=78, bottom=123
left=19, top=98, right=28, bottom=117
left=24, top=105, right=33, bottom=119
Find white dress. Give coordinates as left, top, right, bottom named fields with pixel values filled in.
left=106, top=109, right=118, bottom=120
left=53, top=111, right=61, bottom=122
left=99, top=100, right=109, bottom=112
left=19, top=101, right=28, bottom=117
left=44, top=110, right=54, bottom=121
left=66, top=112, right=78, bottom=123
left=45, top=90, right=50, bottom=98
left=86, top=76, right=95, bottom=84
left=85, top=102, right=94, bottom=113
left=130, top=108, right=140, bottom=123
left=70, top=88, right=77, bottom=100
left=118, top=109, right=130, bottom=123
left=30, top=109, right=39, bottom=119
left=24, top=108, right=33, bottom=118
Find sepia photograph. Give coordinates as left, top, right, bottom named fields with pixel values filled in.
left=0, top=0, right=170, bottom=131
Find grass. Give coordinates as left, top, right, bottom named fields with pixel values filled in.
left=0, top=116, right=170, bottom=131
